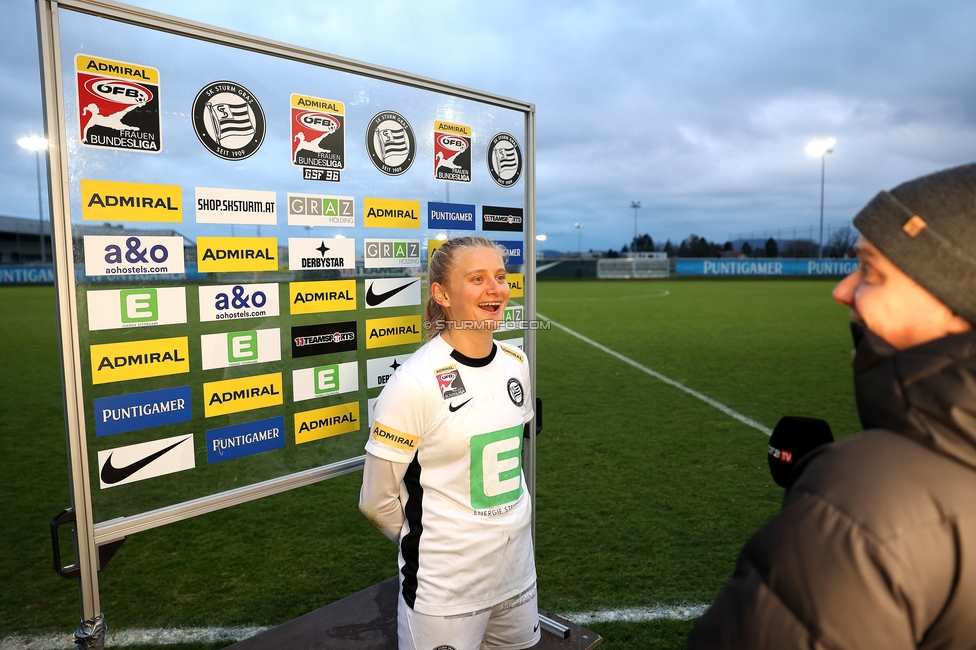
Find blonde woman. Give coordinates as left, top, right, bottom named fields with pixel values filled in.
left=360, top=236, right=538, bottom=650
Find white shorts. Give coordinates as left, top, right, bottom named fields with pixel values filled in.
left=398, top=584, right=541, bottom=650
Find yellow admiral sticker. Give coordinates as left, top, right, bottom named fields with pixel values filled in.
left=197, top=237, right=278, bottom=272
left=203, top=372, right=283, bottom=418
left=434, top=121, right=472, bottom=137
left=291, top=94, right=345, bottom=114
left=507, top=273, right=524, bottom=298
left=289, top=280, right=357, bottom=315
left=295, top=401, right=361, bottom=444
left=427, top=238, right=447, bottom=264
left=76, top=55, right=159, bottom=84
left=366, top=315, right=422, bottom=350
left=81, top=180, right=182, bottom=222
left=91, top=336, right=189, bottom=385
left=370, top=421, right=419, bottom=451
left=364, top=198, right=420, bottom=229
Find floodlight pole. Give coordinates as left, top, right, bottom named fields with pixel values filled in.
left=818, top=153, right=826, bottom=260
left=630, top=200, right=641, bottom=243
left=574, top=222, right=584, bottom=257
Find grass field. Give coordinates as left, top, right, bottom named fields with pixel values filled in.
left=0, top=278, right=860, bottom=649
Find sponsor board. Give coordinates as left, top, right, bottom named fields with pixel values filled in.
left=97, top=433, right=195, bottom=489
left=195, top=187, right=277, bottom=225
left=289, top=280, right=357, bottom=314
left=482, top=205, right=524, bottom=232
left=295, top=401, right=361, bottom=444
left=364, top=278, right=421, bottom=309
left=207, top=416, right=285, bottom=464
left=486, top=132, right=523, bottom=187
left=503, top=304, right=525, bottom=329
left=287, top=193, right=354, bottom=227
left=83, top=235, right=184, bottom=277
left=675, top=259, right=861, bottom=276
left=197, top=237, right=278, bottom=272
left=292, top=321, right=358, bottom=358
left=370, top=420, right=418, bottom=452
left=0, top=265, right=54, bottom=284
left=192, top=80, right=266, bottom=160
left=90, top=336, right=189, bottom=385
left=427, top=201, right=475, bottom=230
left=203, top=372, right=283, bottom=418
left=198, top=283, right=279, bottom=322
left=291, top=93, right=344, bottom=176
left=364, top=239, right=421, bottom=269
left=93, top=385, right=192, bottom=437
left=81, top=180, right=180, bottom=222
left=76, top=54, right=160, bottom=153
left=366, top=353, right=411, bottom=389
left=87, top=287, right=187, bottom=331
left=495, top=240, right=524, bottom=265
left=200, top=328, right=281, bottom=370
left=507, top=273, right=524, bottom=298
left=433, top=121, right=472, bottom=183
left=364, top=197, right=420, bottom=229
left=365, top=111, right=415, bottom=175
left=292, top=361, right=359, bottom=402
left=287, top=238, right=356, bottom=271
left=365, top=315, right=422, bottom=350
left=427, top=238, right=447, bottom=264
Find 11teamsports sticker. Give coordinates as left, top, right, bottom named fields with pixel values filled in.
left=291, top=93, right=344, bottom=182
left=433, top=121, right=472, bottom=183
left=366, top=111, right=415, bottom=175
left=192, top=81, right=266, bottom=160
left=76, top=54, right=161, bottom=153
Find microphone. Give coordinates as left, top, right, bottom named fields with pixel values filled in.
left=767, top=416, right=834, bottom=488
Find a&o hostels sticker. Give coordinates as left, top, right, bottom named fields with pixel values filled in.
left=192, top=81, right=266, bottom=161
left=76, top=55, right=161, bottom=153
left=291, top=93, right=345, bottom=182
left=365, top=111, right=416, bottom=176
left=433, top=121, right=471, bottom=183
left=486, top=132, right=523, bottom=187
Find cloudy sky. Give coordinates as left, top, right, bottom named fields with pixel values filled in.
left=3, top=0, right=976, bottom=253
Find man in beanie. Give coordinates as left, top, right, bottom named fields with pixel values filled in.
left=688, top=162, right=976, bottom=649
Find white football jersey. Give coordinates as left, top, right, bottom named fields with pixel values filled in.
left=366, top=335, right=535, bottom=616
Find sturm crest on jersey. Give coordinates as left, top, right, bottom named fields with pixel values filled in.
left=486, top=132, right=523, bottom=187
left=192, top=81, right=266, bottom=161
left=365, top=111, right=416, bottom=176
left=507, top=378, right=525, bottom=406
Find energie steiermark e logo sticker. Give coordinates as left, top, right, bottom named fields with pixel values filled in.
left=365, top=111, right=415, bottom=176
left=486, top=132, right=522, bottom=187
left=192, top=81, right=266, bottom=161
left=87, top=287, right=187, bottom=331
left=76, top=55, right=161, bottom=153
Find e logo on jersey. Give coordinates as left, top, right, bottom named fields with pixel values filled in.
left=87, top=287, right=187, bottom=331
left=291, top=94, right=344, bottom=178
left=470, top=425, right=524, bottom=509
left=192, top=81, right=265, bottom=161
left=434, top=364, right=466, bottom=400
left=433, top=121, right=472, bottom=183
left=366, top=111, right=415, bottom=176
left=76, top=55, right=160, bottom=153
left=486, top=133, right=522, bottom=187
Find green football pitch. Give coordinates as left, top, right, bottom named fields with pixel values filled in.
left=0, top=278, right=860, bottom=649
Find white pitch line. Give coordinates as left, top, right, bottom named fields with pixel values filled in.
left=0, top=626, right=271, bottom=650
left=540, top=290, right=670, bottom=303
left=562, top=603, right=711, bottom=625
left=540, top=314, right=772, bottom=436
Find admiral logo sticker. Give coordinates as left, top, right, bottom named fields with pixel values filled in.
left=195, top=187, right=277, bottom=225
left=97, top=434, right=195, bottom=489
left=76, top=55, right=161, bottom=153
left=198, top=283, right=279, bottom=322
left=197, top=237, right=278, bottom=272
left=292, top=361, right=359, bottom=402
left=287, top=193, right=354, bottom=227
left=428, top=201, right=476, bottom=230
left=486, top=132, right=523, bottom=187
left=370, top=420, right=419, bottom=451
left=199, top=328, right=281, bottom=371
left=287, top=237, right=356, bottom=271
left=81, top=180, right=180, bottom=222
left=206, top=416, right=285, bottom=464
left=83, top=235, right=184, bottom=277
left=366, top=111, right=416, bottom=176
left=366, top=354, right=411, bottom=389
left=295, top=401, right=361, bottom=444
left=364, top=198, right=420, bottom=229
left=87, top=287, right=187, bottom=331
left=291, top=94, right=344, bottom=177
left=192, top=80, right=266, bottom=161
left=292, top=321, right=358, bottom=358
left=433, top=121, right=472, bottom=183
left=435, top=365, right=466, bottom=400
left=91, top=336, right=190, bottom=385
left=507, top=273, right=524, bottom=298
left=427, top=238, right=447, bottom=264
left=365, top=278, right=421, bottom=310
left=482, top=206, right=524, bottom=233
left=289, top=280, right=357, bottom=314
left=93, top=385, right=192, bottom=437
left=365, top=315, right=422, bottom=350
left=507, top=378, right=525, bottom=407
left=203, top=372, right=283, bottom=418
left=496, top=240, right=524, bottom=265
left=364, top=239, right=421, bottom=269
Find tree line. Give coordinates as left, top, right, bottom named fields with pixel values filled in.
left=606, top=227, right=856, bottom=259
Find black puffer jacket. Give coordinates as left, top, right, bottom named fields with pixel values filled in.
left=688, top=325, right=976, bottom=649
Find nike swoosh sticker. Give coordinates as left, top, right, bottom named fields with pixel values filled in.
left=366, top=279, right=419, bottom=307
left=448, top=398, right=472, bottom=412
left=100, top=437, right=190, bottom=485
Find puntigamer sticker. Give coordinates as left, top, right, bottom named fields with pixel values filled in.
left=365, top=110, right=415, bottom=176
left=93, top=385, right=193, bottom=437
left=83, top=236, right=184, bottom=277
left=81, top=180, right=181, bottom=222
left=86, top=287, right=187, bottom=331
left=433, top=121, right=472, bottom=183
left=207, top=416, right=285, bottom=464
left=428, top=201, right=475, bottom=230
left=195, top=187, right=277, bottom=225
left=76, top=54, right=161, bottom=153
left=291, top=93, right=344, bottom=181
left=192, top=80, right=265, bottom=160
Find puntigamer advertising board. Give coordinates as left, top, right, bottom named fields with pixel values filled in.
left=40, top=0, right=534, bottom=589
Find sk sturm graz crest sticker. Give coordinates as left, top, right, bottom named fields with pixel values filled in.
left=486, top=132, right=523, bottom=187
left=76, top=55, right=161, bottom=153
left=192, top=81, right=266, bottom=161
left=366, top=111, right=416, bottom=176
left=433, top=121, right=472, bottom=183
left=291, top=94, right=344, bottom=182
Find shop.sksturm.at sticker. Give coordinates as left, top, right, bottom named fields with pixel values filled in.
left=365, top=111, right=415, bottom=176
left=433, top=121, right=472, bottom=183
left=195, top=187, right=277, bottom=225
left=486, top=132, right=523, bottom=187
left=291, top=94, right=344, bottom=180
left=76, top=54, right=161, bottom=153
left=192, top=81, right=266, bottom=160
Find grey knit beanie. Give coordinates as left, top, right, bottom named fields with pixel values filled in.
left=853, top=162, right=976, bottom=323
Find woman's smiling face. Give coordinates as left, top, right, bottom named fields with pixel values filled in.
left=433, top=245, right=510, bottom=332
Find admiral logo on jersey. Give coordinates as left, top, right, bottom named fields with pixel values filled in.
left=76, top=55, right=161, bottom=153
left=434, top=365, right=466, bottom=400
left=370, top=421, right=419, bottom=451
